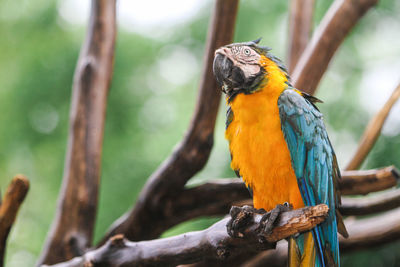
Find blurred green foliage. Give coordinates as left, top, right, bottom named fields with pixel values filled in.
left=0, top=0, right=399, bottom=266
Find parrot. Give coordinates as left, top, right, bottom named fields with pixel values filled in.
left=212, top=39, right=348, bottom=267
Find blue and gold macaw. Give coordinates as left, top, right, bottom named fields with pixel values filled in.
left=213, top=39, right=348, bottom=266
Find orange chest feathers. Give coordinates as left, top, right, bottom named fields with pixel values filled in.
left=225, top=68, right=303, bottom=210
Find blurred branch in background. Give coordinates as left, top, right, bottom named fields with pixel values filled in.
left=340, top=207, right=400, bottom=252
left=140, top=166, right=400, bottom=230
left=1, top=0, right=399, bottom=266
left=43, top=205, right=328, bottom=267
left=341, top=189, right=400, bottom=216
left=339, top=165, right=399, bottom=195
left=38, top=0, right=117, bottom=264
left=0, top=175, right=29, bottom=267
left=346, top=83, right=400, bottom=170
left=292, top=0, right=378, bottom=95
left=98, top=0, right=239, bottom=245
left=287, top=0, right=315, bottom=74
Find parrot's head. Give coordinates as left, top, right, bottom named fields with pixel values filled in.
left=213, top=38, right=287, bottom=98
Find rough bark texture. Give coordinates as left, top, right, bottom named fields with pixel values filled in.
left=38, top=0, right=116, bottom=264
left=98, top=166, right=398, bottom=247
left=43, top=205, right=328, bottom=267
left=346, top=83, right=400, bottom=170
left=0, top=175, right=29, bottom=267
left=292, top=0, right=378, bottom=94
left=99, top=0, right=239, bottom=245
left=287, top=0, right=315, bottom=74
left=339, top=166, right=399, bottom=195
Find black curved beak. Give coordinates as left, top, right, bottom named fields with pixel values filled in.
left=213, top=53, right=233, bottom=92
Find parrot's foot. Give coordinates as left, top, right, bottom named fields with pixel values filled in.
left=259, top=202, right=292, bottom=236
left=226, top=205, right=265, bottom=238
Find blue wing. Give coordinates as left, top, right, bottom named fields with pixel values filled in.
left=278, top=89, right=346, bottom=266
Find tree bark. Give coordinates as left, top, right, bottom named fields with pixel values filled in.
left=0, top=175, right=29, bottom=267
left=99, top=0, right=239, bottom=245
left=292, top=0, right=378, bottom=95
left=38, top=0, right=116, bottom=264
left=43, top=205, right=328, bottom=267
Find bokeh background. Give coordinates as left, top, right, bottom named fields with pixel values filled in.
left=0, top=0, right=399, bottom=266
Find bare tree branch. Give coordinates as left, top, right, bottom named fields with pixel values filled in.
left=339, top=165, right=399, bottom=195
left=139, top=166, right=399, bottom=235
left=292, top=0, right=378, bottom=95
left=340, top=207, right=400, bottom=252
left=44, top=205, right=328, bottom=267
left=287, top=0, right=315, bottom=74
left=38, top=0, right=116, bottom=264
left=239, top=207, right=400, bottom=265
left=99, top=0, right=239, bottom=245
left=0, top=175, right=29, bottom=267
left=345, top=83, right=400, bottom=170
left=340, top=189, right=400, bottom=216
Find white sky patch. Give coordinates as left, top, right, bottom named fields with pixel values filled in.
left=57, top=0, right=208, bottom=38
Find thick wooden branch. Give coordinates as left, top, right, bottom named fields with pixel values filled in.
left=292, top=0, right=378, bottom=94
left=0, top=175, right=29, bottom=267
left=38, top=0, right=116, bottom=264
left=99, top=0, right=239, bottom=245
left=339, top=165, right=399, bottom=195
left=287, top=0, right=315, bottom=74
left=44, top=205, right=328, bottom=267
left=240, top=206, right=400, bottom=265
left=345, top=83, right=400, bottom=170
left=135, top=166, right=398, bottom=236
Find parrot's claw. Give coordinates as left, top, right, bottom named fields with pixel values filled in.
left=226, top=205, right=265, bottom=238
left=259, top=203, right=292, bottom=236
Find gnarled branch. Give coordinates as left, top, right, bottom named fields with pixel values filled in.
left=292, top=0, right=378, bottom=94
left=99, top=0, right=239, bottom=245
left=38, top=0, right=117, bottom=264
left=345, top=83, right=400, bottom=170
left=44, top=205, right=328, bottom=267
left=0, top=175, right=29, bottom=267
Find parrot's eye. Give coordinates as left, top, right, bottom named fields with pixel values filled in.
left=243, top=48, right=251, bottom=56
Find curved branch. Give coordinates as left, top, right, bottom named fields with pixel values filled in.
left=287, top=0, right=315, bottom=74
left=340, top=207, right=400, bottom=252
left=345, top=83, right=400, bottom=170
left=340, top=189, right=400, bottom=216
left=44, top=205, right=328, bottom=267
left=240, top=206, right=400, bottom=265
left=99, top=0, right=239, bottom=245
left=38, top=0, right=116, bottom=264
left=140, top=166, right=399, bottom=234
left=0, top=175, right=29, bottom=267
left=339, top=166, right=399, bottom=195
left=292, top=0, right=378, bottom=94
